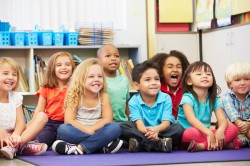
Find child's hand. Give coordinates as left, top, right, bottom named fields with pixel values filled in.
left=0, top=138, right=13, bottom=149
left=145, top=127, right=159, bottom=142
left=237, top=121, right=249, bottom=134
left=207, top=133, right=217, bottom=151
left=10, top=132, right=22, bottom=147
left=215, top=129, right=225, bottom=150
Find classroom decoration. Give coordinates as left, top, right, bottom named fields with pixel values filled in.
left=196, top=0, right=215, bottom=30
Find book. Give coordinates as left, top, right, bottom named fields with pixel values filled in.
left=18, top=66, right=29, bottom=92
left=73, top=54, right=82, bottom=66
left=23, top=105, right=35, bottom=123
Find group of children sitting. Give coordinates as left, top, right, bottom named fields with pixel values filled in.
left=0, top=44, right=249, bottom=160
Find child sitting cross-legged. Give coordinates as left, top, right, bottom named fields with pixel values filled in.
left=119, top=60, right=184, bottom=153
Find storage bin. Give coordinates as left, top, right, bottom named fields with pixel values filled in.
left=11, top=32, right=25, bottom=46
left=0, top=32, right=10, bottom=46
left=52, top=32, right=64, bottom=46
left=64, top=32, right=79, bottom=46
left=25, top=32, right=38, bottom=46
left=38, top=31, right=52, bottom=46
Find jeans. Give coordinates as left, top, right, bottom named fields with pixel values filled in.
left=35, top=119, right=63, bottom=148
left=57, top=122, right=121, bottom=154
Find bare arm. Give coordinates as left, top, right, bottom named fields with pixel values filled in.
left=10, top=105, right=26, bottom=146
left=125, top=101, right=130, bottom=121
left=135, top=119, right=147, bottom=134
left=214, top=107, right=227, bottom=150
left=33, top=95, right=46, bottom=118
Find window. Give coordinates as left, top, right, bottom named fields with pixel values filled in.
left=0, top=0, right=126, bottom=31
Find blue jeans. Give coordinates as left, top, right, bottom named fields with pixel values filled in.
left=57, top=122, right=121, bottom=154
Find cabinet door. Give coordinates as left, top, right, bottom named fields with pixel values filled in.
left=156, top=33, right=199, bottom=63
left=230, top=24, right=250, bottom=62
left=202, top=29, right=232, bottom=95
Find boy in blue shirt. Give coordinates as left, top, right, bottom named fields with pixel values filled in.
left=120, top=60, right=184, bottom=152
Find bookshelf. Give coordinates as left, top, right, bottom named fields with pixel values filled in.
left=0, top=45, right=140, bottom=105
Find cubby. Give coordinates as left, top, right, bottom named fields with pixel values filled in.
left=0, top=45, right=141, bottom=105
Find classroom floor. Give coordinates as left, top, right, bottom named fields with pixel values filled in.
left=0, top=157, right=249, bottom=166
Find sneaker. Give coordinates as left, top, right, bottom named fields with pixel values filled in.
left=19, top=141, right=48, bottom=155
left=0, top=146, right=18, bottom=159
left=103, top=138, right=123, bottom=153
left=153, top=138, right=172, bottom=153
left=238, top=134, right=250, bottom=147
left=52, top=140, right=83, bottom=155
left=128, top=138, right=139, bottom=152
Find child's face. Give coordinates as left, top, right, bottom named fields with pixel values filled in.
left=55, top=55, right=73, bottom=84
left=98, top=46, right=120, bottom=75
left=187, top=67, right=213, bottom=90
left=134, top=68, right=161, bottom=97
left=0, top=63, right=18, bottom=92
left=229, top=77, right=250, bottom=97
left=163, top=56, right=182, bottom=91
left=85, top=64, right=104, bottom=95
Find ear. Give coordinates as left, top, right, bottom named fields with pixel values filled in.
left=186, top=78, right=193, bottom=86
left=132, top=81, right=139, bottom=91
left=228, top=82, right=233, bottom=89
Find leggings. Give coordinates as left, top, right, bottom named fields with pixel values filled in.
left=181, top=125, right=238, bottom=149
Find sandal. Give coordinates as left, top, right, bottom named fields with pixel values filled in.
left=187, top=140, right=197, bottom=152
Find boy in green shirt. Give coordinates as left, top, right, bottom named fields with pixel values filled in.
left=97, top=44, right=130, bottom=122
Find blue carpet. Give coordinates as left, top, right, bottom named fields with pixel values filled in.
left=17, top=148, right=250, bottom=166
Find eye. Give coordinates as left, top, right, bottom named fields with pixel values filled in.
left=105, top=54, right=110, bottom=58
left=98, top=75, right=103, bottom=78
left=13, top=73, right=18, bottom=77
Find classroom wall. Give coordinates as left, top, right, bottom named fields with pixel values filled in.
left=114, top=0, right=147, bottom=62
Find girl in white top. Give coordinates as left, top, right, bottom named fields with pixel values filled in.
left=52, top=58, right=122, bottom=155
left=0, top=57, right=47, bottom=159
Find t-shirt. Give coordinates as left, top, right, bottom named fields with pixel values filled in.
left=178, top=93, right=222, bottom=129
left=129, top=91, right=175, bottom=127
left=36, top=86, right=67, bottom=121
left=106, top=74, right=130, bottom=122
left=161, top=83, right=183, bottom=119
left=0, top=91, right=23, bottom=132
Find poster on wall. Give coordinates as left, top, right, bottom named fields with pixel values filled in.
left=196, top=0, right=214, bottom=29
left=215, top=0, right=232, bottom=27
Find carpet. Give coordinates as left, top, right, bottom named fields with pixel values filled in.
left=17, top=148, right=250, bottom=166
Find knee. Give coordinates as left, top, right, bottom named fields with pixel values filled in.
left=35, top=112, right=48, bottom=124
left=57, top=124, right=71, bottom=135
left=105, top=123, right=121, bottom=137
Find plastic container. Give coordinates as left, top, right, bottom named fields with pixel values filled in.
left=64, top=32, right=79, bottom=46
left=52, top=32, right=64, bottom=46
left=25, top=32, right=38, bottom=46
left=10, top=32, right=25, bottom=46
left=0, top=32, right=10, bottom=46
left=38, top=31, right=52, bottom=46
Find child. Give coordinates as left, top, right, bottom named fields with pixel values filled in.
left=151, top=50, right=190, bottom=119
left=178, top=61, right=241, bottom=152
left=0, top=57, right=47, bottom=160
left=97, top=44, right=130, bottom=122
left=52, top=58, right=122, bottom=155
left=29, top=52, right=76, bottom=149
left=119, top=60, right=184, bottom=153
left=222, top=61, right=250, bottom=147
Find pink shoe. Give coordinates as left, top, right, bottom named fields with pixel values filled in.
left=0, top=146, right=18, bottom=159
left=19, top=141, right=48, bottom=155
left=233, top=138, right=242, bottom=150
